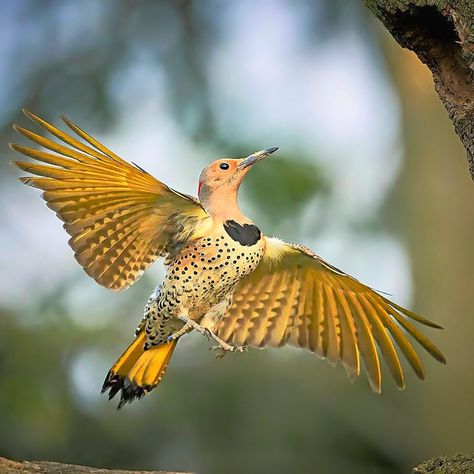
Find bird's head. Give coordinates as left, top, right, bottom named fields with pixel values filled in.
left=198, top=147, right=278, bottom=216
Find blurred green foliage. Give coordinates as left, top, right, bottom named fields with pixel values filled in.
left=243, top=155, right=330, bottom=231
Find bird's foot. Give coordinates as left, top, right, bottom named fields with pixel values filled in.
left=210, top=343, right=248, bottom=359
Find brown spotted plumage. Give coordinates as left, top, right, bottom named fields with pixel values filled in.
left=11, top=110, right=445, bottom=407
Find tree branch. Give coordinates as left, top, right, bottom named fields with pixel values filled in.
left=413, top=453, right=474, bottom=473
left=365, top=0, right=474, bottom=180
left=0, top=457, right=192, bottom=474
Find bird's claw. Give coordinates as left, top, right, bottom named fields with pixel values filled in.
left=212, top=347, right=226, bottom=359
left=210, top=344, right=247, bottom=359
left=230, top=345, right=248, bottom=354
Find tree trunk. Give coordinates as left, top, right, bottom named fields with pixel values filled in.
left=364, top=0, right=474, bottom=180
left=0, top=457, right=191, bottom=474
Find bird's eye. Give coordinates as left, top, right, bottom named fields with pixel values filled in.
left=219, top=163, right=230, bottom=170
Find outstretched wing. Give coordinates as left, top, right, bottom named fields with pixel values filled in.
left=11, top=110, right=209, bottom=290
left=217, top=237, right=445, bottom=392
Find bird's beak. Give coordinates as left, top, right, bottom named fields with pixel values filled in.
left=238, top=147, right=279, bottom=169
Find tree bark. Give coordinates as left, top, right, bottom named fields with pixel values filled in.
left=364, top=0, right=474, bottom=180
left=413, top=453, right=474, bottom=473
left=0, top=457, right=191, bottom=474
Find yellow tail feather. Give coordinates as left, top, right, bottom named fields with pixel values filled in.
left=102, top=329, right=177, bottom=408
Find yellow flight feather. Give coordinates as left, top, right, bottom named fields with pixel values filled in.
left=218, top=237, right=445, bottom=392
left=11, top=110, right=208, bottom=290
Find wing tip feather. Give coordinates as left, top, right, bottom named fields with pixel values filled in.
left=386, top=298, right=444, bottom=329
left=11, top=161, right=34, bottom=173
left=435, top=352, right=447, bottom=365
left=343, top=364, right=360, bottom=383
left=416, top=369, right=426, bottom=380
left=370, top=380, right=382, bottom=394
left=60, top=114, right=73, bottom=127
left=21, top=108, right=38, bottom=122
left=9, top=156, right=22, bottom=171
left=12, top=124, right=36, bottom=141
left=18, top=176, right=38, bottom=187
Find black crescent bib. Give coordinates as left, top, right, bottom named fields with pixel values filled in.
left=223, top=220, right=261, bottom=246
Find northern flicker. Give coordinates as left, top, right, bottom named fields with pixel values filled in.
left=11, top=110, right=445, bottom=408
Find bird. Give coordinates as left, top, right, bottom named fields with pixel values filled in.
left=10, top=109, right=445, bottom=408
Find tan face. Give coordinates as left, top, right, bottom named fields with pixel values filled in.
left=198, top=147, right=279, bottom=202
left=197, top=148, right=278, bottom=214
left=198, top=158, right=247, bottom=199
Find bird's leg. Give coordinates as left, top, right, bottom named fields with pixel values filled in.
left=167, top=320, right=194, bottom=342
left=167, top=316, right=216, bottom=342
left=175, top=315, right=246, bottom=357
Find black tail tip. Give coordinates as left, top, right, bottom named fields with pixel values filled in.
left=101, top=370, right=152, bottom=409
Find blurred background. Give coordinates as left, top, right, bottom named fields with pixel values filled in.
left=0, top=1, right=473, bottom=473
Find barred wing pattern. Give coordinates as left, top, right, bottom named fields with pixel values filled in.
left=11, top=110, right=208, bottom=290
left=218, top=238, right=445, bottom=392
